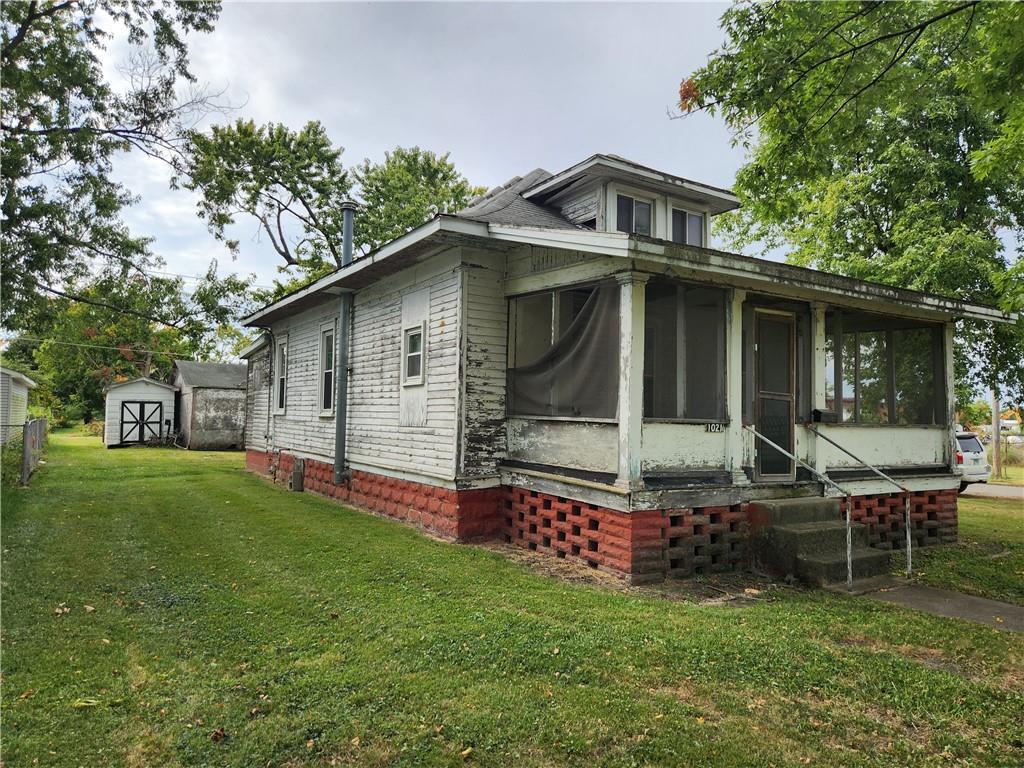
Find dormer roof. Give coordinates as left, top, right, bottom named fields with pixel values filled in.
left=522, top=153, right=740, bottom=215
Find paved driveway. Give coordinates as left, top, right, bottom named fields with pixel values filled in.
left=961, top=483, right=1024, bottom=502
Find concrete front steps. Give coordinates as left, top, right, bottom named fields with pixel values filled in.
left=748, top=497, right=890, bottom=587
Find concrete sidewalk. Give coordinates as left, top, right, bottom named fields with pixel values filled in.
left=869, top=581, right=1024, bottom=632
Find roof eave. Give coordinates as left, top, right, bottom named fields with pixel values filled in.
left=241, top=216, right=491, bottom=328
left=521, top=154, right=741, bottom=214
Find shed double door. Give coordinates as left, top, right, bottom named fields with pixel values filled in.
left=120, top=401, right=163, bottom=444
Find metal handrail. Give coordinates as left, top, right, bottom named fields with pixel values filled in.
left=742, top=424, right=857, bottom=590
left=805, top=425, right=914, bottom=579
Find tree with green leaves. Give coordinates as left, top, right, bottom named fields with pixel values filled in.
left=353, top=147, right=486, bottom=252
left=678, top=1, right=1024, bottom=402
left=4, top=263, right=254, bottom=420
left=181, top=121, right=484, bottom=298
left=1, top=0, right=223, bottom=325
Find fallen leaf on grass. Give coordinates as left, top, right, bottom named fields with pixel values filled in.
left=54, top=603, right=70, bottom=616
left=72, top=698, right=100, bottom=708
left=18, top=689, right=34, bottom=700
left=743, top=588, right=761, bottom=595
left=83, top=605, right=95, bottom=613
left=209, top=727, right=227, bottom=742
left=460, top=747, right=473, bottom=759
left=350, top=736, right=360, bottom=747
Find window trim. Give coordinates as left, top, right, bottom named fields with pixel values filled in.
left=401, top=321, right=426, bottom=387
left=318, top=320, right=336, bottom=416
left=273, top=335, right=288, bottom=414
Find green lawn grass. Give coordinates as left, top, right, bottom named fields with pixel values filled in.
left=988, top=464, right=1024, bottom=486
left=912, top=496, right=1024, bottom=606
left=3, top=431, right=1023, bottom=767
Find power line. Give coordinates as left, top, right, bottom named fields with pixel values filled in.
left=3, top=336, right=195, bottom=359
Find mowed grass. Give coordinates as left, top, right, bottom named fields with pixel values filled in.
left=989, top=464, right=1024, bottom=486
left=912, top=496, right=1024, bottom=606
left=3, top=432, right=1023, bottom=767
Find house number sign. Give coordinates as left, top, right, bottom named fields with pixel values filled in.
left=704, top=423, right=725, bottom=433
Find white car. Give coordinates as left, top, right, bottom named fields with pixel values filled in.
left=956, top=432, right=991, bottom=492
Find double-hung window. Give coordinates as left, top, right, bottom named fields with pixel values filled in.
left=615, top=194, right=653, bottom=236
left=319, top=323, right=335, bottom=413
left=671, top=208, right=705, bottom=247
left=402, top=323, right=425, bottom=386
left=274, top=338, right=288, bottom=413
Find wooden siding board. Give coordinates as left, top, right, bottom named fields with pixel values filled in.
left=256, top=266, right=461, bottom=480
left=460, top=261, right=508, bottom=478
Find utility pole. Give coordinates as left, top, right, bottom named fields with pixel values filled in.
left=991, top=388, right=1002, bottom=479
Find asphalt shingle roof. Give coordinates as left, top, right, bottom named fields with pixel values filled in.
left=456, top=169, right=579, bottom=230
left=173, top=360, right=247, bottom=389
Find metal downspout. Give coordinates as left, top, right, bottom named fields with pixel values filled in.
left=333, top=200, right=358, bottom=483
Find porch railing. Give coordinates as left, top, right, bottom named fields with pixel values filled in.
left=742, top=424, right=857, bottom=590
left=805, top=425, right=914, bottom=579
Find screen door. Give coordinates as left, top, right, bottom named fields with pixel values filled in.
left=755, top=311, right=795, bottom=480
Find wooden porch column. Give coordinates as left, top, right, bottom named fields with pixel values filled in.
left=616, top=272, right=648, bottom=490
left=811, top=302, right=828, bottom=475
left=944, top=321, right=957, bottom=471
left=726, top=288, right=749, bottom=484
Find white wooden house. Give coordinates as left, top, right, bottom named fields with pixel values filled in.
left=240, top=154, right=1016, bottom=585
left=103, top=377, right=176, bottom=448
left=0, top=366, right=37, bottom=444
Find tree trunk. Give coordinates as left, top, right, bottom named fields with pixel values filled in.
left=991, top=388, right=1002, bottom=479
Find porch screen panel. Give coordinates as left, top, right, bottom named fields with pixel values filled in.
left=643, top=279, right=726, bottom=421
left=857, top=331, right=889, bottom=423
left=893, top=327, right=939, bottom=424
left=825, top=311, right=942, bottom=425
left=508, top=283, right=619, bottom=418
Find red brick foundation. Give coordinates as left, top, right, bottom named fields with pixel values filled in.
left=246, top=449, right=502, bottom=541
left=840, top=489, right=958, bottom=548
left=245, top=450, right=957, bottom=582
left=501, top=488, right=750, bottom=583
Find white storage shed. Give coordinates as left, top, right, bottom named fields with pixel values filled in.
left=103, top=377, right=176, bottom=447
left=1, top=366, right=37, bottom=444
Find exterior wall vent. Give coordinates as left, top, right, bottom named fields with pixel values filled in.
left=289, top=458, right=305, bottom=492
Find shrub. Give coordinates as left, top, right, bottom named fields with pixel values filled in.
left=1, top=437, right=24, bottom=486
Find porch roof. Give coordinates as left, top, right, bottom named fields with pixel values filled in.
left=242, top=217, right=1016, bottom=328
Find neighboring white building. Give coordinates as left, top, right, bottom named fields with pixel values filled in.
left=0, top=366, right=37, bottom=444
left=171, top=360, right=247, bottom=450
left=103, top=378, right=176, bottom=448
left=239, top=153, right=1017, bottom=584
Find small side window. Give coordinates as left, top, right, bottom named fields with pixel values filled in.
left=274, top=339, right=288, bottom=413
left=320, top=324, right=335, bottom=413
left=402, top=324, right=425, bottom=386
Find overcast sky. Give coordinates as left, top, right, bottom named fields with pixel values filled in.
left=111, top=2, right=746, bottom=288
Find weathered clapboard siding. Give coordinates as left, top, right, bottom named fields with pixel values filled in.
left=263, top=298, right=339, bottom=460
left=347, top=261, right=461, bottom=478
left=245, top=346, right=271, bottom=451
left=459, top=250, right=508, bottom=478
left=0, top=372, right=28, bottom=444
left=257, top=251, right=463, bottom=482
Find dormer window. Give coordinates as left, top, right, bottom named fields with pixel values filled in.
left=616, top=195, right=652, bottom=236
left=671, top=208, right=705, bottom=247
